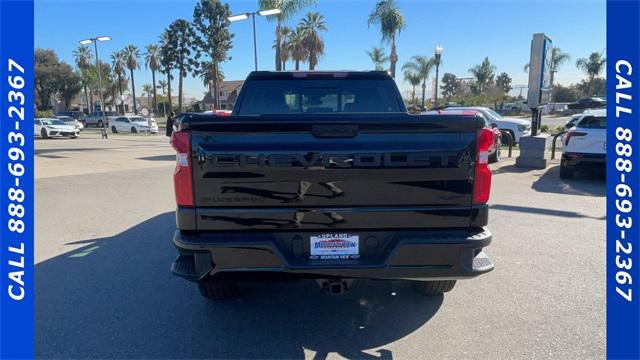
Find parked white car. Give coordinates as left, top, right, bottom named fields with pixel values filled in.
left=560, top=109, right=606, bottom=179
left=110, top=115, right=158, bottom=134
left=55, top=115, right=84, bottom=130
left=444, top=107, right=531, bottom=144
left=34, top=118, right=80, bottom=139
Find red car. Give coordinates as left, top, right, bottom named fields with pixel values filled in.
left=423, top=108, right=501, bottom=163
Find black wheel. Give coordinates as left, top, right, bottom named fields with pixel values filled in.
left=97, top=120, right=104, bottom=128
left=489, top=146, right=500, bottom=164
left=560, top=159, right=575, bottom=179
left=111, top=126, right=118, bottom=134
left=82, top=120, right=88, bottom=128
left=131, top=127, right=138, bottom=134
left=40, top=128, right=48, bottom=139
left=412, top=280, right=457, bottom=295
left=197, top=278, right=239, bottom=301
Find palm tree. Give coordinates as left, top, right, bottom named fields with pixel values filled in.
left=368, top=0, right=405, bottom=78
left=122, top=45, right=140, bottom=114
left=259, top=0, right=316, bottom=71
left=403, top=69, right=421, bottom=104
left=157, top=79, right=168, bottom=115
left=402, top=55, right=434, bottom=108
left=198, top=61, right=224, bottom=111
left=279, top=26, right=293, bottom=70
left=110, top=50, right=127, bottom=114
left=144, top=44, right=161, bottom=113
left=288, top=26, right=307, bottom=70
left=159, top=30, right=174, bottom=112
left=367, top=47, right=389, bottom=71
left=576, top=51, right=606, bottom=96
left=73, top=45, right=93, bottom=112
left=469, top=57, right=496, bottom=94
left=298, top=12, right=327, bottom=70
left=142, top=84, right=153, bottom=110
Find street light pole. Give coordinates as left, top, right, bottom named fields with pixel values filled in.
left=228, top=8, right=281, bottom=72
left=434, top=45, right=443, bottom=107
left=80, top=36, right=111, bottom=139
left=252, top=13, right=258, bottom=71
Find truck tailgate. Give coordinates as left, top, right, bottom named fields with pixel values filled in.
left=187, top=115, right=482, bottom=231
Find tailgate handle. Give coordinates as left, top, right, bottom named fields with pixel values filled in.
left=311, top=125, right=358, bottom=138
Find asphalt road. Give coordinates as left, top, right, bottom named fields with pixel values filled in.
left=35, top=132, right=605, bottom=359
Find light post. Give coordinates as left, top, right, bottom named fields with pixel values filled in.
left=80, top=36, right=111, bottom=139
left=433, top=44, right=443, bottom=107
left=228, top=8, right=281, bottom=71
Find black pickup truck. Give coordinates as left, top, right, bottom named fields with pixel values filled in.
left=170, top=71, right=494, bottom=300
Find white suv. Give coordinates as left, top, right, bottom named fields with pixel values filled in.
left=560, top=109, right=606, bottom=179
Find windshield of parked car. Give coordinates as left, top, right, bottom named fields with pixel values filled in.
left=236, top=79, right=404, bottom=115
left=483, top=109, right=503, bottom=120
left=578, top=116, right=606, bottom=129
left=41, top=119, right=67, bottom=126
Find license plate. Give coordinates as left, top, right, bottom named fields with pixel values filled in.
left=310, top=234, right=359, bottom=260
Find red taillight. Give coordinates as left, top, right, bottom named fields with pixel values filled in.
left=473, top=128, right=493, bottom=205
left=171, top=130, right=194, bottom=207
left=564, top=131, right=587, bottom=146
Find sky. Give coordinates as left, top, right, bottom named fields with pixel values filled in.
left=35, top=0, right=606, bottom=100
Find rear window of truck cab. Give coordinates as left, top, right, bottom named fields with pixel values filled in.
left=235, top=79, right=404, bottom=115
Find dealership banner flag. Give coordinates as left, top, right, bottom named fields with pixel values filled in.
left=0, top=0, right=35, bottom=358
left=607, top=0, right=640, bottom=359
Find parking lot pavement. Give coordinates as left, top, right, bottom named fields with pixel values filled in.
left=35, top=138, right=605, bottom=359
left=35, top=130, right=174, bottom=179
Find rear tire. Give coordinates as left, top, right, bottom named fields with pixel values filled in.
left=82, top=120, right=87, bottom=128
left=489, top=146, right=500, bottom=164
left=131, top=127, right=138, bottom=134
left=111, top=126, right=118, bottom=133
left=412, top=280, right=457, bottom=295
left=41, top=128, right=48, bottom=139
left=197, top=278, right=239, bottom=301
left=560, top=159, right=575, bottom=179
left=97, top=120, right=104, bottom=128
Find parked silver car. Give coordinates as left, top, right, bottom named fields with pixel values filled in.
left=82, top=111, right=118, bottom=128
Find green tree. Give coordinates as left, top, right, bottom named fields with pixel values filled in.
left=122, top=44, right=140, bottom=114
left=440, top=72, right=460, bottom=99
left=551, top=84, right=578, bottom=102
left=276, top=26, right=293, bottom=70
left=469, top=57, right=496, bottom=94
left=110, top=50, right=128, bottom=114
left=35, top=49, right=81, bottom=110
left=159, top=30, right=175, bottom=112
left=403, top=69, right=421, bottom=104
left=367, top=47, right=389, bottom=71
left=72, top=44, right=93, bottom=112
left=193, top=0, right=233, bottom=109
left=165, top=19, right=199, bottom=112
left=144, top=44, right=161, bottom=113
left=288, top=26, right=307, bottom=70
left=299, top=12, right=327, bottom=70
left=576, top=78, right=606, bottom=97
left=402, top=55, right=434, bottom=108
left=142, top=84, right=154, bottom=109
left=368, top=0, right=405, bottom=79
left=259, top=0, right=316, bottom=71
left=576, top=51, right=606, bottom=96
left=495, top=72, right=512, bottom=94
